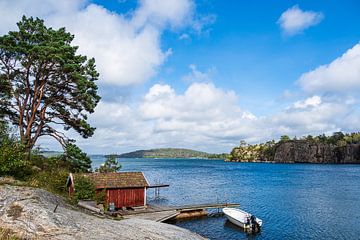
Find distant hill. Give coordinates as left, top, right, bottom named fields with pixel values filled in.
left=39, top=151, right=63, bottom=158
left=116, top=148, right=228, bottom=159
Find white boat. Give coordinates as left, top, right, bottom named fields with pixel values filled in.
left=223, top=208, right=263, bottom=233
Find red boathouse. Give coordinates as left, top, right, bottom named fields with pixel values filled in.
left=67, top=172, right=149, bottom=209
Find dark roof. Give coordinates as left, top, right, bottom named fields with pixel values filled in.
left=75, top=172, right=149, bottom=189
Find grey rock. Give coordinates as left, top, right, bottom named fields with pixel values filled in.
left=274, top=141, right=360, bottom=163
left=0, top=185, right=206, bottom=240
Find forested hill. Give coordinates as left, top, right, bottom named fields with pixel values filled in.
left=116, top=148, right=228, bottom=159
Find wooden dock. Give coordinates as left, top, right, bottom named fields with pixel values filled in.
left=120, top=203, right=240, bottom=222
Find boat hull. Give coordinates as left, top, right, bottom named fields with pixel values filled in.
left=223, top=208, right=262, bottom=231
left=226, top=214, right=249, bottom=229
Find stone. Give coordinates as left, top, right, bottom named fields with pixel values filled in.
left=0, top=185, right=206, bottom=240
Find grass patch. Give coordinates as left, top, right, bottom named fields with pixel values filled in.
left=0, top=227, right=20, bottom=240
left=0, top=177, right=26, bottom=187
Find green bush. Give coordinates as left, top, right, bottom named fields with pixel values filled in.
left=0, top=139, right=29, bottom=179
left=74, top=176, right=96, bottom=200
left=30, top=169, right=69, bottom=195
left=0, top=122, right=30, bottom=179
left=94, top=189, right=106, bottom=204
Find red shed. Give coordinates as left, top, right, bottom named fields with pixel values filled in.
left=67, top=172, right=149, bottom=209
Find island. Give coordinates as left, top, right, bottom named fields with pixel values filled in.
left=114, top=148, right=229, bottom=159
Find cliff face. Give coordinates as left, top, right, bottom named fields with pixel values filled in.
left=273, top=141, right=360, bottom=164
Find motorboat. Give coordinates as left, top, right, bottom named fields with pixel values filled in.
left=223, top=208, right=262, bottom=233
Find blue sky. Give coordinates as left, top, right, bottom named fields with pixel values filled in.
left=1, top=0, right=360, bottom=153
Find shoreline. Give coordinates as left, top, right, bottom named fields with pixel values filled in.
left=0, top=184, right=206, bottom=240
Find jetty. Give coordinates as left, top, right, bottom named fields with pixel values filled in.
left=120, top=203, right=240, bottom=222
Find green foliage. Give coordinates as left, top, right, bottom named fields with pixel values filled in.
left=95, top=154, right=121, bottom=173
left=74, top=175, right=96, bottom=200
left=63, top=143, right=92, bottom=173
left=94, top=189, right=106, bottom=204
left=118, top=148, right=226, bottom=159
left=0, top=140, right=28, bottom=178
left=280, top=135, right=291, bottom=142
left=230, top=141, right=261, bottom=162
left=0, top=16, right=100, bottom=151
left=0, top=122, right=29, bottom=179
left=30, top=169, right=69, bottom=195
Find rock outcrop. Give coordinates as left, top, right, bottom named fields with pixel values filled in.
left=0, top=184, right=206, bottom=240
left=273, top=141, right=360, bottom=163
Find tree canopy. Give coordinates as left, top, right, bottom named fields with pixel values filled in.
left=0, top=16, right=100, bottom=151
left=95, top=154, right=121, bottom=173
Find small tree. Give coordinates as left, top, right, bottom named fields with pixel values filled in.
left=63, top=143, right=92, bottom=173
left=74, top=175, right=96, bottom=200
left=0, top=122, right=28, bottom=178
left=280, top=135, right=290, bottom=142
left=0, top=16, right=100, bottom=153
left=95, top=154, right=121, bottom=173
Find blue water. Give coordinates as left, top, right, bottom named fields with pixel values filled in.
left=91, top=157, right=360, bottom=240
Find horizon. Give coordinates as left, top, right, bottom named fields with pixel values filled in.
left=2, top=0, right=360, bottom=154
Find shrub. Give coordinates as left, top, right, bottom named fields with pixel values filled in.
left=0, top=139, right=29, bottom=179
left=74, top=176, right=96, bottom=200
left=94, top=189, right=106, bottom=204
left=30, top=169, right=69, bottom=195
left=0, top=122, right=30, bottom=179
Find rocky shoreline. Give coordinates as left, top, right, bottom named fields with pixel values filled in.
left=0, top=184, right=206, bottom=240
left=229, top=140, right=360, bottom=164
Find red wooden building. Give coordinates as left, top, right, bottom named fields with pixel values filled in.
left=67, top=172, right=149, bottom=209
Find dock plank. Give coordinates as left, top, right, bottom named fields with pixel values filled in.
left=119, top=203, right=239, bottom=222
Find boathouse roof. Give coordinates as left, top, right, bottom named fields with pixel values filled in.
left=70, top=172, right=149, bottom=189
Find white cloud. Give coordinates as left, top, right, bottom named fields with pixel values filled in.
left=298, top=43, right=360, bottom=92
left=179, top=33, right=190, bottom=40
left=5, top=1, right=359, bottom=154
left=0, top=0, right=209, bottom=86
left=37, top=79, right=360, bottom=154
left=278, top=5, right=323, bottom=36
left=67, top=82, right=258, bottom=153
left=181, top=64, right=214, bottom=83
left=292, top=95, right=321, bottom=109
left=78, top=83, right=356, bottom=153
left=132, top=0, right=195, bottom=29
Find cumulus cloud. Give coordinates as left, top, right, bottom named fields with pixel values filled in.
left=64, top=82, right=357, bottom=153
left=0, top=0, right=211, bottom=86
left=278, top=5, right=324, bottom=36
left=5, top=1, right=359, bottom=154
left=292, top=95, right=321, bottom=109
left=298, top=43, right=360, bottom=92
left=36, top=77, right=360, bottom=153
left=57, top=82, right=258, bottom=153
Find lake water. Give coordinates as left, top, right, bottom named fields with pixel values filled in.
left=91, top=156, right=360, bottom=240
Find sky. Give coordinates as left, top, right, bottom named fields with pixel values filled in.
left=1, top=0, right=360, bottom=154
